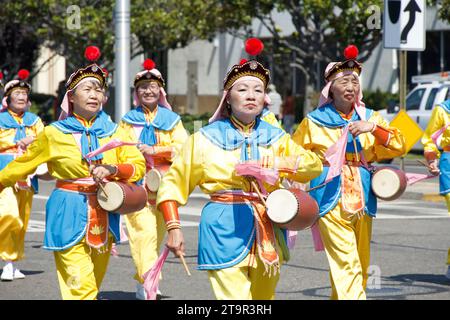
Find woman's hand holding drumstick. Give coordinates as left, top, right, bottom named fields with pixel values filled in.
left=166, top=229, right=191, bottom=276
left=89, top=164, right=118, bottom=199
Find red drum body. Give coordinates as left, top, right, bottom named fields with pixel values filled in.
left=371, top=166, right=407, bottom=201
left=97, top=182, right=148, bottom=214
left=265, top=188, right=319, bottom=231
left=146, top=164, right=170, bottom=192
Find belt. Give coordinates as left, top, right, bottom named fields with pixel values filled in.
left=444, top=146, right=450, bottom=152
left=210, top=192, right=260, bottom=204
left=56, top=180, right=98, bottom=194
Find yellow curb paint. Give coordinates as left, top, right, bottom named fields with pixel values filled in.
left=422, top=194, right=444, bottom=202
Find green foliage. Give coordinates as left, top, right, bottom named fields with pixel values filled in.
left=362, top=89, right=398, bottom=111
left=29, top=92, right=57, bottom=125
left=180, top=112, right=212, bottom=134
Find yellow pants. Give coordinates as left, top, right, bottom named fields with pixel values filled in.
left=207, top=242, right=283, bottom=300
left=443, top=194, right=450, bottom=265
left=318, top=204, right=372, bottom=300
left=0, top=187, right=33, bottom=261
left=53, top=234, right=113, bottom=300
left=124, top=204, right=166, bottom=283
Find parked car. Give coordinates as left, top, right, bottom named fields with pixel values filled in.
left=378, top=71, right=450, bottom=152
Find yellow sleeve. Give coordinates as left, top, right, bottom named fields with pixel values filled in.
left=113, top=125, right=146, bottom=182
left=368, top=111, right=406, bottom=161
left=262, top=111, right=282, bottom=129
left=291, top=117, right=314, bottom=151
left=34, top=118, right=45, bottom=135
left=156, top=133, right=204, bottom=207
left=421, top=105, right=446, bottom=157
left=0, top=127, right=51, bottom=187
left=170, top=120, right=189, bottom=158
left=275, top=134, right=323, bottom=183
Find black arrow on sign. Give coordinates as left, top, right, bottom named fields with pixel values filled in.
left=400, top=0, right=422, bottom=44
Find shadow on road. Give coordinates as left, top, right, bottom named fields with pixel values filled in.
left=389, top=273, right=450, bottom=286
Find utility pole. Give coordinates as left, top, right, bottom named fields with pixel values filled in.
left=114, top=0, right=130, bottom=121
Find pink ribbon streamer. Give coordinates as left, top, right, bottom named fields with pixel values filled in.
left=287, top=230, right=298, bottom=249
left=84, top=138, right=154, bottom=166
left=431, top=123, right=450, bottom=146
left=405, top=172, right=436, bottom=185
left=110, top=243, right=119, bottom=257
left=324, top=126, right=350, bottom=183
left=235, top=163, right=279, bottom=186
left=142, top=247, right=170, bottom=300
left=311, top=222, right=324, bottom=252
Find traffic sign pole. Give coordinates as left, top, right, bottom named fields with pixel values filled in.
left=399, top=50, right=407, bottom=170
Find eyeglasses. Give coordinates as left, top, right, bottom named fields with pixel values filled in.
left=137, top=83, right=160, bottom=93
left=11, top=91, right=28, bottom=97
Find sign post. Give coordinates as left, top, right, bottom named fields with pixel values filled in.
left=383, top=0, right=426, bottom=170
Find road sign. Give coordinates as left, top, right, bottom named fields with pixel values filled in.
left=389, top=109, right=424, bottom=154
left=384, top=0, right=426, bottom=51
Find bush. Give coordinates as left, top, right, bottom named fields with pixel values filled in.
left=362, top=89, right=398, bottom=111
left=29, top=92, right=57, bottom=125
left=181, top=112, right=212, bottom=134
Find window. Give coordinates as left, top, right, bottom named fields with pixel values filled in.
left=406, top=88, right=425, bottom=110
left=425, top=88, right=438, bottom=110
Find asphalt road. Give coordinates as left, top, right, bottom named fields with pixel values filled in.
left=1, top=164, right=449, bottom=300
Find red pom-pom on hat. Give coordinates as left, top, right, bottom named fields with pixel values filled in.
left=18, top=69, right=30, bottom=80
left=245, top=38, right=264, bottom=56
left=239, top=59, right=248, bottom=65
left=0, top=71, right=3, bottom=80
left=84, top=46, right=101, bottom=62
left=344, top=45, right=359, bottom=60
left=143, top=58, right=156, bottom=71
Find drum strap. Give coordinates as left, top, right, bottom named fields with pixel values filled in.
left=56, top=180, right=109, bottom=250
left=210, top=193, right=280, bottom=276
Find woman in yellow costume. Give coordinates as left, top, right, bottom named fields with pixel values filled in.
left=0, top=46, right=146, bottom=299
left=292, top=45, right=406, bottom=300
left=0, top=69, right=44, bottom=281
left=421, top=97, right=450, bottom=279
left=119, top=58, right=188, bottom=300
left=156, top=48, right=323, bottom=300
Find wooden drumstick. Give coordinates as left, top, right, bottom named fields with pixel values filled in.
left=178, top=254, right=191, bottom=276
left=353, top=138, right=360, bottom=163
left=250, top=180, right=267, bottom=207
left=97, top=181, right=109, bottom=200
left=417, top=159, right=431, bottom=169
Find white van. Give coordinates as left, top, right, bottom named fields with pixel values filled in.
left=378, top=71, right=450, bottom=151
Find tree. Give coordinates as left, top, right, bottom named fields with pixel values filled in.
left=0, top=1, right=47, bottom=81
left=225, top=0, right=383, bottom=116
left=431, top=0, right=450, bottom=21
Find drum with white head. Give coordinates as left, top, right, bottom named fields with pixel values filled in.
left=265, top=188, right=319, bottom=230
left=97, top=181, right=148, bottom=214
left=371, top=166, right=407, bottom=201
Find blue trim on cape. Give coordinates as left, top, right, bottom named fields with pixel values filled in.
left=307, top=103, right=374, bottom=128
left=43, top=189, right=120, bottom=251
left=199, top=117, right=284, bottom=160
left=121, top=105, right=180, bottom=131
left=439, top=152, right=450, bottom=195
left=438, top=100, right=450, bottom=114
left=197, top=201, right=256, bottom=270
left=309, top=166, right=377, bottom=217
left=50, top=111, right=118, bottom=161
left=0, top=111, right=39, bottom=130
